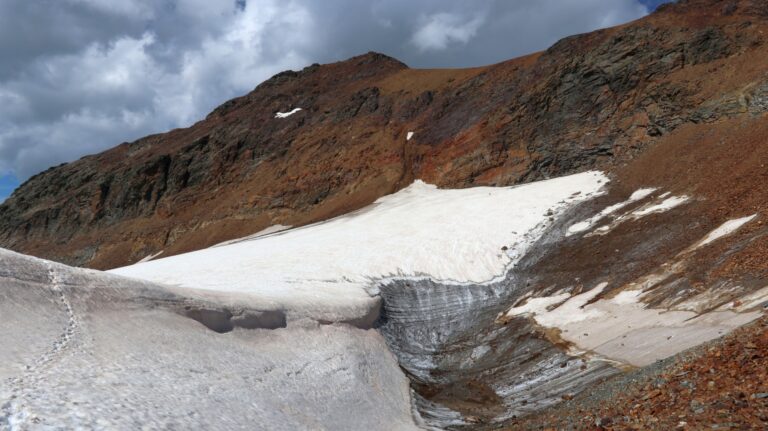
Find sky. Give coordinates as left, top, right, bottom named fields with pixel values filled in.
left=0, top=0, right=672, bottom=202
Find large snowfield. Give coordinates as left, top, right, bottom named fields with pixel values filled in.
left=111, top=171, right=608, bottom=324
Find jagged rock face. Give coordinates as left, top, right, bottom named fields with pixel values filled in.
left=3, top=0, right=768, bottom=269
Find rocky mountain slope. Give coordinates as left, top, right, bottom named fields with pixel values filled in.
left=2, top=1, right=768, bottom=429
left=3, top=0, right=768, bottom=269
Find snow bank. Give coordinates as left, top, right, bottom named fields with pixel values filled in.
left=0, top=248, right=418, bottom=430
left=112, top=171, right=608, bottom=321
left=275, top=108, right=302, bottom=118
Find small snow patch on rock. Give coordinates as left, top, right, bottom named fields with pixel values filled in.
left=275, top=108, right=302, bottom=118
left=632, top=195, right=689, bottom=217
left=567, top=188, right=656, bottom=236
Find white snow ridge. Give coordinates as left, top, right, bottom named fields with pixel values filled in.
left=697, top=214, right=756, bottom=247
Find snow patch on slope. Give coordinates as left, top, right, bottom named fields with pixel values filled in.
left=697, top=214, right=756, bottom=247
left=507, top=283, right=763, bottom=367
left=567, top=188, right=656, bottom=236
left=275, top=108, right=302, bottom=118
left=631, top=195, right=689, bottom=217
left=587, top=193, right=690, bottom=236
left=506, top=214, right=764, bottom=367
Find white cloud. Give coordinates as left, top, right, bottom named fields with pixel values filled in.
left=411, top=12, right=485, bottom=51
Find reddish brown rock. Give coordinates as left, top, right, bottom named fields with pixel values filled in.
left=2, top=0, right=768, bottom=270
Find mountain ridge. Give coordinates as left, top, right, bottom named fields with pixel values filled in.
left=2, top=0, right=768, bottom=269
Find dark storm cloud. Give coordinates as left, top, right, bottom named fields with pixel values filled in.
left=0, top=0, right=657, bottom=182
left=299, top=0, right=649, bottom=68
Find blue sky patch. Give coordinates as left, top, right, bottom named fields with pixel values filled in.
left=639, top=0, right=674, bottom=11
left=0, top=175, right=19, bottom=203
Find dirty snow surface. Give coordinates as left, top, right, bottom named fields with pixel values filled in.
left=111, top=171, right=608, bottom=323
left=0, top=249, right=417, bottom=430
